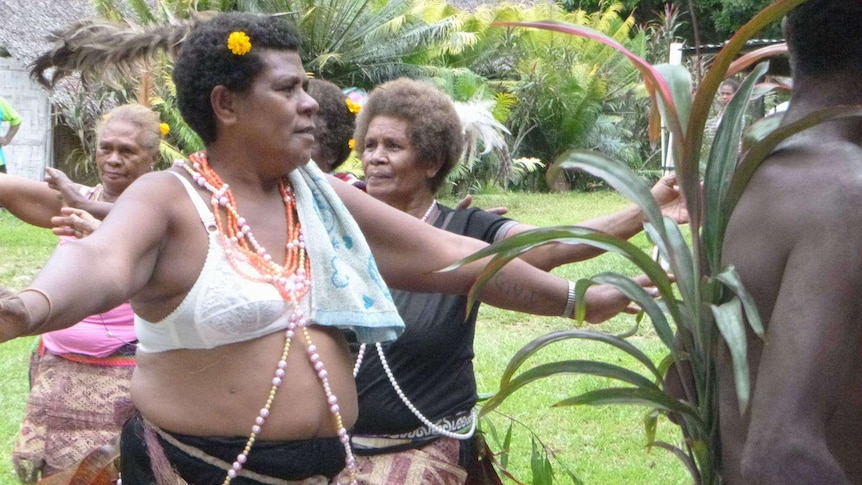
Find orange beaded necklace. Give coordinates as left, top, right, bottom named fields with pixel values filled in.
left=185, top=151, right=311, bottom=303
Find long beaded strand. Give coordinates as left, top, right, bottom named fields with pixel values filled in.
left=353, top=198, right=477, bottom=441
left=179, top=153, right=358, bottom=485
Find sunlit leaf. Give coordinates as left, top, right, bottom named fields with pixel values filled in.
left=588, top=272, right=675, bottom=351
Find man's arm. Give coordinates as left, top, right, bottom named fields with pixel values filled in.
left=506, top=173, right=688, bottom=271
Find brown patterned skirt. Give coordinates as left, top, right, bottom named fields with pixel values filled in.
left=336, top=437, right=468, bottom=485
left=12, top=348, right=134, bottom=483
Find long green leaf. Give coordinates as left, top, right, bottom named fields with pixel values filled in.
left=655, top=217, right=695, bottom=315
left=530, top=438, right=553, bottom=485
left=654, top=63, right=692, bottom=137
left=714, top=266, right=764, bottom=339
left=496, top=330, right=664, bottom=389
left=554, top=387, right=702, bottom=425
left=711, top=297, right=750, bottom=413
left=441, top=226, right=676, bottom=319
left=483, top=360, right=661, bottom=416
left=702, top=61, right=770, bottom=274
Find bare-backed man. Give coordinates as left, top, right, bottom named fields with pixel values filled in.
left=720, top=0, right=862, bottom=483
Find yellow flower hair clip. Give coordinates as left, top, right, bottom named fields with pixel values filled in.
left=227, top=31, right=252, bottom=56
left=345, top=98, right=361, bottom=114
left=159, top=123, right=170, bottom=136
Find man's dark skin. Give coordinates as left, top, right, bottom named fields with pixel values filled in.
left=718, top=2, right=862, bottom=483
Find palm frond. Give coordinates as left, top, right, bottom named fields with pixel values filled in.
left=30, top=19, right=195, bottom=89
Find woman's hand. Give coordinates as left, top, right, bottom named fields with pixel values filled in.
left=454, top=194, right=508, bottom=216
left=45, top=167, right=86, bottom=209
left=651, top=173, right=689, bottom=225
left=581, top=273, right=662, bottom=324
left=51, top=207, right=101, bottom=239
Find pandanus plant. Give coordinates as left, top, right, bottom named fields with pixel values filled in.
left=450, top=0, right=862, bottom=482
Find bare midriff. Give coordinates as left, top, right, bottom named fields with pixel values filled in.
left=130, top=325, right=357, bottom=440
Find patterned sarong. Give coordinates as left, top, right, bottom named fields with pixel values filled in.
left=335, top=437, right=468, bottom=485
left=12, top=349, right=133, bottom=483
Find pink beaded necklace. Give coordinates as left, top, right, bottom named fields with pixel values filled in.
left=179, top=152, right=358, bottom=484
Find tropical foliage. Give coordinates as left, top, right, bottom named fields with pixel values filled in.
left=55, top=0, right=661, bottom=196
left=450, top=0, right=835, bottom=483
left=236, top=0, right=463, bottom=89
left=441, top=2, right=653, bottom=192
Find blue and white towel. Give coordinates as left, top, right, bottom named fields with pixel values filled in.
left=291, top=162, right=403, bottom=344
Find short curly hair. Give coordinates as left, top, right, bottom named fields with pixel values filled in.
left=173, top=13, right=302, bottom=144
left=97, top=104, right=161, bottom=164
left=353, top=78, right=463, bottom=193
left=307, top=79, right=355, bottom=172
left=785, top=0, right=862, bottom=79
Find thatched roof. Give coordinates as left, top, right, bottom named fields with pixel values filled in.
left=0, top=0, right=95, bottom=65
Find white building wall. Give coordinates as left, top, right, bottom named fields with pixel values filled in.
left=0, top=56, right=52, bottom=180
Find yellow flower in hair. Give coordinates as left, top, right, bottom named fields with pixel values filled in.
left=345, top=98, right=361, bottom=114
left=348, top=139, right=356, bottom=150
left=227, top=31, right=252, bottom=56
left=159, top=123, right=170, bottom=136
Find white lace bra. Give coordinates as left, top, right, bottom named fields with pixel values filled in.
left=134, top=171, right=310, bottom=353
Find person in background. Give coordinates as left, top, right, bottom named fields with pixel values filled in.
left=702, top=78, right=741, bottom=163
left=718, top=0, right=862, bottom=483
left=10, top=12, right=651, bottom=483
left=343, top=77, right=687, bottom=483
left=5, top=103, right=159, bottom=482
left=0, top=95, right=23, bottom=173
left=306, top=78, right=364, bottom=189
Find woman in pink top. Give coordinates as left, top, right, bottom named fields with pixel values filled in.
left=0, top=104, right=160, bottom=482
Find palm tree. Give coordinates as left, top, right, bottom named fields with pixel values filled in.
left=236, top=0, right=465, bottom=89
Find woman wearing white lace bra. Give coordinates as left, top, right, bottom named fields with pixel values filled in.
left=1, top=12, right=651, bottom=484
left=345, top=78, right=689, bottom=484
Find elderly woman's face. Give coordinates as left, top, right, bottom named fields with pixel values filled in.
left=361, top=115, right=435, bottom=207
left=95, top=119, right=154, bottom=194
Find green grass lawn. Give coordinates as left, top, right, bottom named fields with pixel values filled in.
left=0, top=192, right=690, bottom=484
